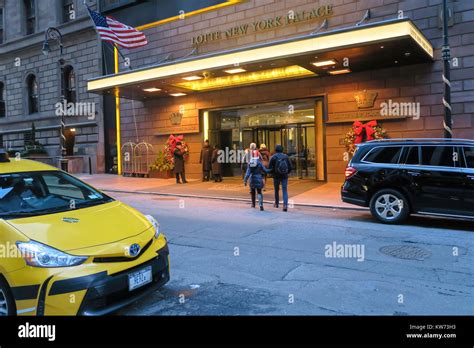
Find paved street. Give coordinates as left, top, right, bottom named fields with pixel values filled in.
left=113, top=192, right=474, bottom=316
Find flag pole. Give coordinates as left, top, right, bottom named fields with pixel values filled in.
left=113, top=45, right=122, bottom=175
left=84, top=0, right=123, bottom=175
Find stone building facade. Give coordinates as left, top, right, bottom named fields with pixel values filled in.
left=0, top=0, right=105, bottom=173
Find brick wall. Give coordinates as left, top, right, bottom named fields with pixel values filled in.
left=117, top=0, right=474, bottom=181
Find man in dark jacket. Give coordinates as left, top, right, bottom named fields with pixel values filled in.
left=268, top=144, right=292, bottom=211
left=200, top=140, right=212, bottom=181
left=173, top=142, right=188, bottom=184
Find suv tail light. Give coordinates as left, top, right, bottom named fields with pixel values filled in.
left=345, top=166, right=357, bottom=179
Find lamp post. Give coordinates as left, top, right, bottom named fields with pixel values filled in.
left=441, top=0, right=452, bottom=138
left=42, top=27, right=69, bottom=171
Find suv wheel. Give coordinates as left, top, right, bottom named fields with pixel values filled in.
left=370, top=189, right=409, bottom=224
left=0, top=278, right=15, bottom=316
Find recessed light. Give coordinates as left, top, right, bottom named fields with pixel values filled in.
left=170, top=93, right=187, bottom=97
left=380, top=45, right=384, bottom=49
left=328, top=68, right=351, bottom=75
left=394, top=60, right=399, bottom=64
left=404, top=52, right=411, bottom=56
left=312, top=59, right=337, bottom=67
left=143, top=87, right=161, bottom=92
left=182, top=75, right=203, bottom=81
left=224, top=68, right=247, bottom=74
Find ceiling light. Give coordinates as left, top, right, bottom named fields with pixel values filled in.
left=312, top=59, right=336, bottom=67
left=143, top=87, right=161, bottom=92
left=170, top=93, right=187, bottom=97
left=328, top=68, right=351, bottom=75
left=182, top=75, right=203, bottom=81
left=175, top=65, right=315, bottom=92
left=224, top=68, right=247, bottom=74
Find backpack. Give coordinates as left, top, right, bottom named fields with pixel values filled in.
left=249, top=156, right=259, bottom=168
left=275, top=156, right=289, bottom=175
left=249, top=150, right=260, bottom=168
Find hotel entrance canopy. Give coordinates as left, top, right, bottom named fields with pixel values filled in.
left=87, top=18, right=433, bottom=100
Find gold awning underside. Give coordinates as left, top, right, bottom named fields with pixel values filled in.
left=87, top=18, right=433, bottom=100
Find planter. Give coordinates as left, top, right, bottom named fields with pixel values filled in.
left=149, top=170, right=173, bottom=179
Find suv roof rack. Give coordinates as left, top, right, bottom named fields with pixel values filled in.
left=366, top=138, right=474, bottom=143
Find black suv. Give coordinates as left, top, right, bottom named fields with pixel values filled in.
left=341, top=139, right=474, bottom=224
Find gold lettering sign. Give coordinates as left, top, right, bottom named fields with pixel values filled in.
left=192, top=5, right=333, bottom=46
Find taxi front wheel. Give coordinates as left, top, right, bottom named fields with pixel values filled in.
left=0, top=277, right=16, bottom=316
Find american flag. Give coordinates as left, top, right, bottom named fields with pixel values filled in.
left=87, top=7, right=147, bottom=49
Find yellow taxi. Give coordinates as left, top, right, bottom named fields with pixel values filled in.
left=0, top=149, right=170, bottom=315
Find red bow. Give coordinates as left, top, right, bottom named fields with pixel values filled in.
left=353, top=120, right=378, bottom=144
left=167, top=134, right=184, bottom=152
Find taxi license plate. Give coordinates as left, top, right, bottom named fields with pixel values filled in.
left=128, top=266, right=152, bottom=291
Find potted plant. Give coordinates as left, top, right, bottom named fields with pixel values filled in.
left=149, top=150, right=174, bottom=179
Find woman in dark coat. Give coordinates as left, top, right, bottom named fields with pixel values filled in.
left=211, top=144, right=223, bottom=182
left=173, top=142, right=188, bottom=184
left=199, top=140, right=212, bottom=181
left=244, top=157, right=269, bottom=211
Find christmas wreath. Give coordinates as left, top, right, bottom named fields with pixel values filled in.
left=344, top=120, right=387, bottom=156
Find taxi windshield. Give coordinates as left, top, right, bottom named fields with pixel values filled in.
left=0, top=171, right=113, bottom=219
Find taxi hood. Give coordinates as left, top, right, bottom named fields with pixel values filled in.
left=6, top=201, right=153, bottom=252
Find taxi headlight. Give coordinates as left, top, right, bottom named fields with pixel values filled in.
left=16, top=241, right=87, bottom=268
left=145, top=214, right=161, bottom=239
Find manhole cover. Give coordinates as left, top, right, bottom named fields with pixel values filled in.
left=379, top=245, right=431, bottom=260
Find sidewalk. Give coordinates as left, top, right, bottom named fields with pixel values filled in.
left=77, top=174, right=364, bottom=210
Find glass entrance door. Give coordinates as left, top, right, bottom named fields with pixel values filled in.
left=248, top=125, right=316, bottom=179
left=207, top=98, right=322, bottom=180
left=281, top=125, right=315, bottom=179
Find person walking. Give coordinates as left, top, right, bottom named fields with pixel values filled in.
left=211, top=144, right=223, bottom=182
left=269, top=144, right=292, bottom=211
left=259, top=144, right=270, bottom=187
left=200, top=140, right=212, bottom=181
left=244, top=155, right=269, bottom=211
left=173, top=142, right=188, bottom=184
left=241, top=147, right=250, bottom=179
left=249, top=142, right=261, bottom=160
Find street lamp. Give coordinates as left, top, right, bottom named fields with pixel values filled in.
left=42, top=27, right=69, bottom=171
left=441, top=0, right=452, bottom=138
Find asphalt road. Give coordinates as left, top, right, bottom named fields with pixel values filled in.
left=111, top=192, right=473, bottom=316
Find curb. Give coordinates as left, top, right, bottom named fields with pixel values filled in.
left=99, top=188, right=368, bottom=211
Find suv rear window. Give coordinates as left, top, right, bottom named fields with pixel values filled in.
left=421, top=146, right=458, bottom=167
left=363, top=146, right=402, bottom=164
left=464, top=147, right=474, bottom=168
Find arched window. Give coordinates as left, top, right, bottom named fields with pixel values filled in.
left=0, top=82, right=5, bottom=118
left=64, top=66, right=76, bottom=104
left=26, top=74, right=38, bottom=114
